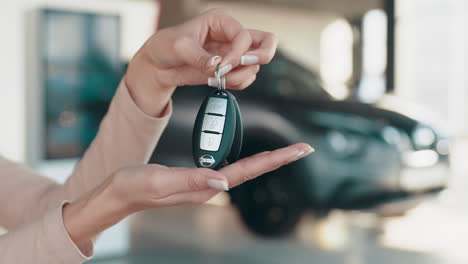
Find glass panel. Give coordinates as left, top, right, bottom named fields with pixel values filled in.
left=42, top=9, right=123, bottom=159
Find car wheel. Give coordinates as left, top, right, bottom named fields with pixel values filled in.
left=229, top=137, right=306, bottom=237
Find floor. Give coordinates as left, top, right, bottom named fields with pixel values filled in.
left=89, top=139, right=468, bottom=264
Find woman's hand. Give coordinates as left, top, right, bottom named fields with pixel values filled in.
left=63, top=143, right=313, bottom=251
left=126, top=8, right=278, bottom=116
left=64, top=7, right=282, bottom=253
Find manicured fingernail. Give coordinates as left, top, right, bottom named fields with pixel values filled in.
left=218, top=64, right=232, bottom=76
left=207, top=179, right=229, bottom=191
left=241, top=55, right=259, bottom=65
left=306, top=146, right=315, bottom=154
left=287, top=151, right=304, bottom=163
left=286, top=146, right=314, bottom=163
left=208, top=56, right=222, bottom=68
left=208, top=77, right=216, bottom=87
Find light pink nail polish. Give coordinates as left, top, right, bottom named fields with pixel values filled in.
left=208, top=56, right=222, bottom=67
left=218, top=64, right=232, bottom=76
left=208, top=78, right=216, bottom=87
left=207, top=179, right=229, bottom=191
left=241, top=55, right=259, bottom=65
left=286, top=146, right=315, bottom=163
left=286, top=151, right=305, bottom=163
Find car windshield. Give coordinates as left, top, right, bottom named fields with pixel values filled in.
left=252, top=51, right=333, bottom=100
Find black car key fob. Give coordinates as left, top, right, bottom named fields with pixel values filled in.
left=192, top=68, right=243, bottom=170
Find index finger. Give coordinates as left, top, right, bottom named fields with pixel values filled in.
left=202, top=9, right=252, bottom=75
left=220, top=143, right=314, bottom=188
left=241, top=29, right=278, bottom=65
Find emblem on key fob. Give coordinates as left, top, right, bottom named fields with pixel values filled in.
left=192, top=65, right=243, bottom=170
left=199, top=154, right=216, bottom=168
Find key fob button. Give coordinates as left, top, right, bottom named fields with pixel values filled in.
left=202, top=115, right=225, bottom=133
left=193, top=89, right=242, bottom=170
left=200, top=132, right=222, bottom=151
left=205, top=98, right=227, bottom=115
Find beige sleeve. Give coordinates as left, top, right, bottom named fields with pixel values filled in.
left=0, top=78, right=172, bottom=263
left=0, top=202, right=92, bottom=263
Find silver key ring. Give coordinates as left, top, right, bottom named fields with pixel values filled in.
left=215, top=64, right=226, bottom=90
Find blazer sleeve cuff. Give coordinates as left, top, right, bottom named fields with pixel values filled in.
left=42, top=201, right=94, bottom=262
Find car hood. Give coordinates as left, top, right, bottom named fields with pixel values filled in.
left=270, top=95, right=420, bottom=134
left=376, top=94, right=449, bottom=135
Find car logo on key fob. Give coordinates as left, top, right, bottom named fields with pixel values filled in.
left=199, top=154, right=216, bottom=167
left=192, top=65, right=243, bottom=170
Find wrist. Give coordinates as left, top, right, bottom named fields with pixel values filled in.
left=125, top=53, right=175, bottom=117
left=63, top=178, right=130, bottom=248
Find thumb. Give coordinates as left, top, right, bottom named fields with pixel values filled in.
left=150, top=167, right=229, bottom=198
left=174, top=37, right=222, bottom=73
left=179, top=168, right=229, bottom=192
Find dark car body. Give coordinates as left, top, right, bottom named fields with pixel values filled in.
left=150, top=52, right=450, bottom=236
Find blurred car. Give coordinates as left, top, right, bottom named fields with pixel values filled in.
left=150, top=51, right=450, bottom=237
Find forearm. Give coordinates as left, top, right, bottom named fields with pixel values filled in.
left=0, top=201, right=92, bottom=263
left=55, top=80, right=172, bottom=203
left=0, top=157, right=63, bottom=228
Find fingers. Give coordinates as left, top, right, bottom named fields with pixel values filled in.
left=147, top=166, right=229, bottom=199
left=240, top=29, right=278, bottom=66
left=132, top=142, right=314, bottom=208
left=219, top=143, right=314, bottom=188
left=154, top=189, right=219, bottom=206
left=208, top=65, right=259, bottom=90
left=203, top=9, right=252, bottom=76
left=231, top=74, right=256, bottom=90
left=175, top=167, right=229, bottom=192
left=173, top=37, right=222, bottom=73
left=219, top=29, right=251, bottom=75
left=169, top=9, right=277, bottom=88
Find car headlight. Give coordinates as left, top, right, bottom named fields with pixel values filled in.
left=325, top=130, right=365, bottom=159
left=403, top=149, right=439, bottom=168
left=412, top=126, right=436, bottom=148
left=382, top=126, right=402, bottom=145
left=436, top=139, right=450, bottom=155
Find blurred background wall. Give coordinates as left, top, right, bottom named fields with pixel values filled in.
left=396, top=0, right=468, bottom=133
left=0, top=0, right=157, bottom=164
